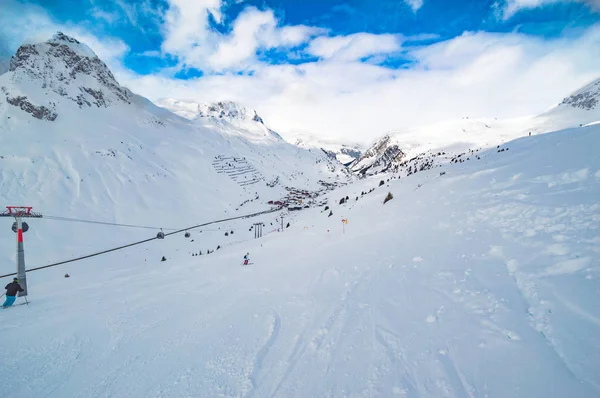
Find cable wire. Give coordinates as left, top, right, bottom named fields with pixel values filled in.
left=43, top=215, right=178, bottom=231
left=0, top=207, right=281, bottom=279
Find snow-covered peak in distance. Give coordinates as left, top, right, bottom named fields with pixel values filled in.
left=4, top=32, right=131, bottom=118
left=157, top=98, right=284, bottom=143
left=350, top=117, right=530, bottom=175
left=158, top=99, right=264, bottom=123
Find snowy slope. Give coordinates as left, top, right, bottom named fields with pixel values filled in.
left=1, top=124, right=598, bottom=397
left=351, top=117, right=530, bottom=175
left=532, top=77, right=600, bottom=133
left=351, top=76, right=600, bottom=177
left=0, top=33, right=350, bottom=271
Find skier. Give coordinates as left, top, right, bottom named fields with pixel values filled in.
left=3, top=278, right=24, bottom=308
left=243, top=253, right=250, bottom=265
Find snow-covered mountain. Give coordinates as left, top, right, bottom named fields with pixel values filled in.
left=0, top=33, right=350, bottom=269
left=4, top=32, right=132, bottom=118
left=158, top=98, right=264, bottom=123
left=159, top=99, right=364, bottom=165
left=350, top=117, right=530, bottom=176
left=157, top=98, right=286, bottom=143
left=351, top=76, right=600, bottom=176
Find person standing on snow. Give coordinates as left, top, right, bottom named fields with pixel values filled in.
left=3, top=278, right=24, bottom=308
left=243, top=253, right=250, bottom=265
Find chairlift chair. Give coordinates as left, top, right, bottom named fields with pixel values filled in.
left=157, top=229, right=165, bottom=239
left=185, top=231, right=191, bottom=238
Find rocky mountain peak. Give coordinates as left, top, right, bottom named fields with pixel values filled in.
left=559, top=77, right=600, bottom=111
left=196, top=101, right=264, bottom=124
left=349, top=135, right=405, bottom=176
left=2, top=32, right=131, bottom=121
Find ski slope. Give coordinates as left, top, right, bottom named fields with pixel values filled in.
left=1, top=125, right=599, bottom=397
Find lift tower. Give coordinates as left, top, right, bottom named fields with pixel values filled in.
left=0, top=206, right=42, bottom=296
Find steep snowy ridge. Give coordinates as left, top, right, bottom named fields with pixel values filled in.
left=349, top=134, right=405, bottom=175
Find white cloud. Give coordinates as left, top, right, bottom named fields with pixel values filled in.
left=307, top=33, right=402, bottom=61
left=160, top=0, right=320, bottom=71
left=90, top=8, right=121, bottom=24
left=207, top=7, right=323, bottom=70
left=405, top=0, right=425, bottom=12
left=160, top=0, right=223, bottom=68
left=120, top=24, right=600, bottom=145
left=499, top=0, right=600, bottom=19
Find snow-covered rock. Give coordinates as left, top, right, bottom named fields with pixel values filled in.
left=349, top=134, right=404, bottom=175
left=3, top=32, right=130, bottom=120
left=158, top=99, right=264, bottom=123
left=560, top=77, right=600, bottom=111
left=350, top=117, right=530, bottom=176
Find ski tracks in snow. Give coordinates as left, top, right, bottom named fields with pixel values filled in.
left=245, top=309, right=281, bottom=398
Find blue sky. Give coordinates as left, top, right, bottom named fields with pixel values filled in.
left=14, top=0, right=599, bottom=75
left=1, top=0, right=599, bottom=142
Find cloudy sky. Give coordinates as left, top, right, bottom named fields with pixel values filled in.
left=1, top=0, right=599, bottom=144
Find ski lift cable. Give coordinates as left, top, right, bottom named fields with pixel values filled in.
left=0, top=207, right=282, bottom=279
left=42, top=215, right=179, bottom=231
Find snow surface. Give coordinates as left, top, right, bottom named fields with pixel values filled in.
left=1, top=125, right=599, bottom=397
